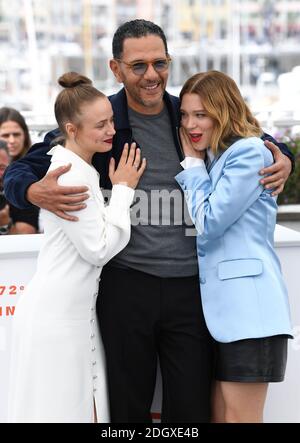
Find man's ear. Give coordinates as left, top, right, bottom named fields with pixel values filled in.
left=109, top=59, right=123, bottom=83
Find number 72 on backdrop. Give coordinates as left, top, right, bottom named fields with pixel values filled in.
left=0, top=286, right=24, bottom=296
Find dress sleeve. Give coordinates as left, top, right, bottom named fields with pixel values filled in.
left=57, top=168, right=134, bottom=266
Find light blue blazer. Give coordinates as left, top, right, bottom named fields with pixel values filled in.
left=175, top=137, right=293, bottom=343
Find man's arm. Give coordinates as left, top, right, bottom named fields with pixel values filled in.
left=8, top=203, right=39, bottom=234
left=4, top=129, right=60, bottom=208
left=260, top=132, right=294, bottom=196
left=4, top=129, right=89, bottom=221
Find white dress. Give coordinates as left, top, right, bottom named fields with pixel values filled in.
left=7, top=145, right=134, bottom=423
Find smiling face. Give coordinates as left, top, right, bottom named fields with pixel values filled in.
left=110, top=35, right=169, bottom=115
left=0, top=120, right=26, bottom=159
left=65, top=97, right=116, bottom=163
left=180, top=93, right=215, bottom=151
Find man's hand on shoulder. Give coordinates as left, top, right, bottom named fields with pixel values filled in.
left=26, top=164, right=89, bottom=221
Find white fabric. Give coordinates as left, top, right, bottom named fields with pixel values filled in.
left=7, top=145, right=134, bottom=423
left=180, top=149, right=215, bottom=170
left=206, top=149, right=215, bottom=164
left=180, top=157, right=205, bottom=170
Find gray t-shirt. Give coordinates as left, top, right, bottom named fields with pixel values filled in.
left=111, top=105, right=198, bottom=277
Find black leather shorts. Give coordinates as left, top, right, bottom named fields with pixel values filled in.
left=214, top=335, right=290, bottom=383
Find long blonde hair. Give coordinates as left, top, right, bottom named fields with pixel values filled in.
left=180, top=70, right=262, bottom=154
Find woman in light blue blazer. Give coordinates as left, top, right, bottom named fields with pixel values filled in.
left=176, top=71, right=293, bottom=423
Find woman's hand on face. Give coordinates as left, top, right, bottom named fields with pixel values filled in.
left=109, top=142, right=146, bottom=190
left=179, top=128, right=206, bottom=160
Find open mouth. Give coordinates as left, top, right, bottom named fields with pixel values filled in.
left=189, top=133, right=203, bottom=143
left=104, top=139, right=113, bottom=144
left=143, top=83, right=161, bottom=93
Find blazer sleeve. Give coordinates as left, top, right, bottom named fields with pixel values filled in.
left=56, top=169, right=134, bottom=267
left=3, top=129, right=60, bottom=209
left=175, top=140, right=272, bottom=242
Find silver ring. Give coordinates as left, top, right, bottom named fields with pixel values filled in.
left=133, top=164, right=138, bottom=170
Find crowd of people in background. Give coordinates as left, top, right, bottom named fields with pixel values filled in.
left=0, top=107, right=40, bottom=235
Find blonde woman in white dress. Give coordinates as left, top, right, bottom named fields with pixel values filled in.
left=8, top=72, right=146, bottom=423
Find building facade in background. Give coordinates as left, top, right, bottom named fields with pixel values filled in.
left=0, top=0, right=300, bottom=116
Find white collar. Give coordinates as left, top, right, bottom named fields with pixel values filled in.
left=207, top=148, right=215, bottom=163
left=47, top=144, right=99, bottom=178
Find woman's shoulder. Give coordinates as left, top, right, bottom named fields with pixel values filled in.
left=57, top=167, right=90, bottom=187
left=230, top=136, right=264, bottom=150
left=47, top=145, right=98, bottom=188
left=47, top=145, right=71, bottom=172
left=228, top=136, right=273, bottom=161
left=222, top=136, right=273, bottom=170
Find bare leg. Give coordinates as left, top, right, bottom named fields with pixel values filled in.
left=214, top=381, right=268, bottom=423
left=211, top=381, right=226, bottom=423
left=93, top=397, right=98, bottom=423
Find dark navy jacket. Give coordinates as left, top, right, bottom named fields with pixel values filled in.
left=3, top=88, right=294, bottom=209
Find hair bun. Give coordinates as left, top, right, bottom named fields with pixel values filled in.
left=58, top=72, right=92, bottom=89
